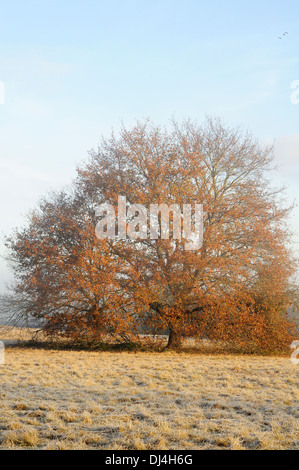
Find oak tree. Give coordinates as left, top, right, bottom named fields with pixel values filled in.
left=5, top=117, right=297, bottom=351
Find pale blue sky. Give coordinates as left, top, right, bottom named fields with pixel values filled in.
left=0, top=0, right=299, bottom=287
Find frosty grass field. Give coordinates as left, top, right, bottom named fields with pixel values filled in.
left=0, top=328, right=298, bottom=450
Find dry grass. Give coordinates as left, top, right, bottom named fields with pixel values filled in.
left=0, top=332, right=298, bottom=450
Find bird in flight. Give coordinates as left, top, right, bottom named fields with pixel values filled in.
left=278, top=32, right=288, bottom=39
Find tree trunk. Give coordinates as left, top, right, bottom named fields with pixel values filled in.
left=166, top=325, right=182, bottom=350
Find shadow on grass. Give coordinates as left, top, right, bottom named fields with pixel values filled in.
left=1, top=326, right=291, bottom=356
left=15, top=338, right=164, bottom=353
left=10, top=337, right=291, bottom=356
